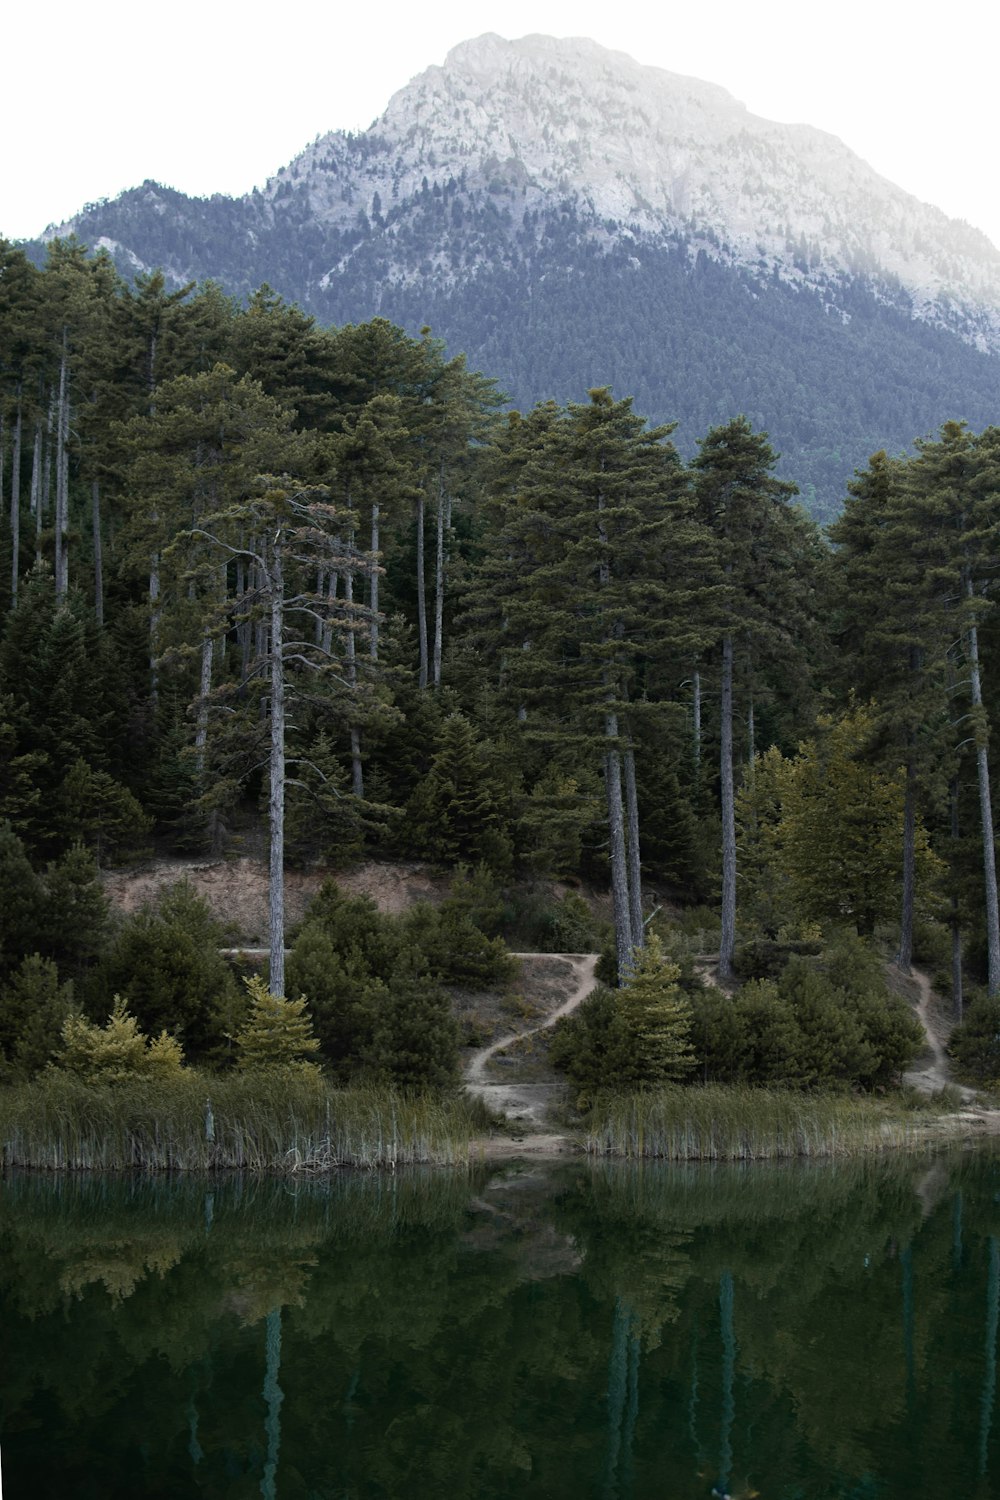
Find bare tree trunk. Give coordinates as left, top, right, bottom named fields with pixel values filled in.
left=54, top=335, right=69, bottom=601
left=29, top=419, right=41, bottom=526
left=966, top=571, right=1000, bottom=997
left=897, top=756, right=917, bottom=973
left=235, top=558, right=251, bottom=694
left=746, top=691, right=755, bottom=782
left=268, top=536, right=286, bottom=998
left=605, top=716, right=633, bottom=985
left=623, top=743, right=644, bottom=951
left=416, top=491, right=428, bottom=687
left=194, top=629, right=213, bottom=778
left=92, top=478, right=104, bottom=627
left=149, top=544, right=161, bottom=704
left=321, top=565, right=338, bottom=656
left=692, top=667, right=701, bottom=780
left=39, top=401, right=53, bottom=565
left=950, top=777, right=964, bottom=1020
left=719, top=631, right=737, bottom=982
left=432, top=465, right=448, bottom=688
left=9, top=394, right=22, bottom=604
left=344, top=541, right=364, bottom=799
left=370, top=502, right=380, bottom=661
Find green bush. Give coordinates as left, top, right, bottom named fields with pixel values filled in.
left=0, top=954, right=75, bottom=1079
left=89, top=881, right=241, bottom=1059
left=949, top=993, right=1000, bottom=1082
left=234, top=976, right=322, bottom=1078
left=54, top=997, right=185, bottom=1084
left=550, top=938, right=694, bottom=1092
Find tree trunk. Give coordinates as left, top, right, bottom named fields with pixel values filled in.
left=966, top=572, right=1000, bottom=997
left=897, top=756, right=917, bottom=973
left=194, top=629, right=213, bottom=778
left=623, top=743, right=644, bottom=951
left=39, top=402, right=53, bottom=565
left=268, top=536, right=286, bottom=998
left=719, top=631, right=737, bottom=981
left=321, top=565, right=338, bottom=657
left=692, top=666, right=701, bottom=780
left=433, top=466, right=447, bottom=688
left=92, top=478, right=104, bottom=627
left=9, top=395, right=22, bottom=604
left=951, top=777, right=964, bottom=1020
left=416, top=491, right=428, bottom=688
left=746, top=690, right=755, bottom=783
left=344, top=541, right=364, bottom=799
left=149, top=545, right=161, bottom=703
left=605, top=714, right=633, bottom=984
left=370, top=502, right=380, bottom=661
left=54, top=335, right=69, bottom=601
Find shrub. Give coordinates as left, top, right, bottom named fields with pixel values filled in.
left=90, top=881, right=241, bottom=1059
left=234, top=976, right=322, bottom=1078
left=55, top=997, right=185, bottom=1084
left=0, top=954, right=75, bottom=1079
left=949, top=993, right=1000, bottom=1082
left=366, top=958, right=459, bottom=1090
left=550, top=937, right=694, bottom=1091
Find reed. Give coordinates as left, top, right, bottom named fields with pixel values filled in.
left=0, top=1073, right=485, bottom=1172
left=583, top=1085, right=936, bottom=1160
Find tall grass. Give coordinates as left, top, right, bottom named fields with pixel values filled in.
left=583, top=1085, right=940, bottom=1160
left=0, top=1073, right=487, bottom=1172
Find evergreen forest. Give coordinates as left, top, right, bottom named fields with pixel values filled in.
left=3, top=236, right=1000, bottom=1129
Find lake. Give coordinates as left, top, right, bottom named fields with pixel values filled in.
left=2, top=1150, right=999, bottom=1498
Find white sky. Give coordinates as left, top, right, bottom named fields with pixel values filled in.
left=4, top=1, right=999, bottom=249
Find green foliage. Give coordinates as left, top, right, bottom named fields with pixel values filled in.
left=55, top=996, right=185, bottom=1084
left=366, top=957, right=460, bottom=1089
left=0, top=821, right=42, bottom=979
left=234, top=974, right=322, bottom=1076
left=949, top=993, right=1000, bottom=1082
left=285, top=924, right=378, bottom=1073
left=689, top=938, right=922, bottom=1090
left=551, top=936, right=694, bottom=1091
left=393, top=900, right=515, bottom=987
left=405, top=713, right=512, bottom=872
left=0, top=955, right=75, bottom=1079
left=90, top=882, right=241, bottom=1059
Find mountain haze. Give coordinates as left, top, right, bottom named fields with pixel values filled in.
left=35, top=33, right=1000, bottom=515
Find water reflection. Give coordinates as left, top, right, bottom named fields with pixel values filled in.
left=1, top=1152, right=1000, bottom=1498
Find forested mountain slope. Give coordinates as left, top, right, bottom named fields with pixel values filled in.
left=24, top=34, right=1000, bottom=519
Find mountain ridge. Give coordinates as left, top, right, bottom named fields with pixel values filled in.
left=28, top=33, right=1000, bottom=516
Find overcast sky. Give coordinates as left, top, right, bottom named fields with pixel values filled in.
left=4, top=0, right=998, bottom=249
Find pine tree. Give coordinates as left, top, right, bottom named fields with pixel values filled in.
left=691, top=417, right=810, bottom=981
left=235, top=975, right=322, bottom=1075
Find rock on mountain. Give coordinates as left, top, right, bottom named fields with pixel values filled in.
left=33, top=33, right=1000, bottom=516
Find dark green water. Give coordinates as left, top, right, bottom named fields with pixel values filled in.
left=3, top=1151, right=1000, bottom=1499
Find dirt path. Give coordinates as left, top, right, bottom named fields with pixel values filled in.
left=465, top=952, right=599, bottom=1148
left=903, top=965, right=977, bottom=1101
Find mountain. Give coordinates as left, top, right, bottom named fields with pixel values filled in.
left=31, top=33, right=1000, bottom=518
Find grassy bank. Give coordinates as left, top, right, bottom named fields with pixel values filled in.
left=582, top=1085, right=958, bottom=1160
left=0, top=1074, right=486, bottom=1172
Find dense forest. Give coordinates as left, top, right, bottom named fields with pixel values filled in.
left=33, top=191, right=1000, bottom=520
left=2, top=236, right=1000, bottom=1105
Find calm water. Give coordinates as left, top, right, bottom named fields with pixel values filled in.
left=2, top=1151, right=1000, bottom=1499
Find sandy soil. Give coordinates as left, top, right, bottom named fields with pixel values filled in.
left=101, top=855, right=449, bottom=941
left=901, top=966, right=973, bottom=1097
